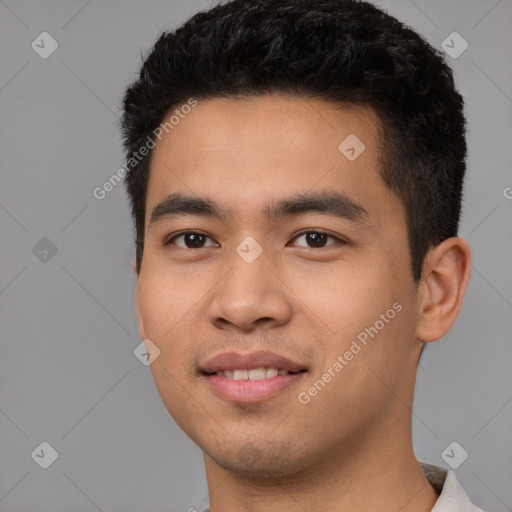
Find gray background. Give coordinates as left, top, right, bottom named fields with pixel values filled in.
left=0, top=0, right=511, bottom=510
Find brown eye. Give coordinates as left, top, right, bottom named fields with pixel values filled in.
left=289, top=231, right=343, bottom=248
left=166, top=232, right=217, bottom=249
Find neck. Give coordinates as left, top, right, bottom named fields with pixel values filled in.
left=203, top=407, right=439, bottom=512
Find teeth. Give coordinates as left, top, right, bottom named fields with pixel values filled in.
left=248, top=368, right=266, bottom=380
left=233, top=369, right=248, bottom=380
left=266, top=368, right=279, bottom=378
left=214, top=368, right=291, bottom=380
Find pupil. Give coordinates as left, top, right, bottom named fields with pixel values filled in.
left=186, top=233, right=204, bottom=248
left=307, top=233, right=326, bottom=247
left=183, top=233, right=327, bottom=248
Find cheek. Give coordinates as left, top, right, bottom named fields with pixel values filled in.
left=137, top=273, right=200, bottom=422
left=137, top=268, right=201, bottom=335
left=296, top=256, right=412, bottom=391
left=136, top=272, right=199, bottom=373
left=290, top=256, right=398, bottom=342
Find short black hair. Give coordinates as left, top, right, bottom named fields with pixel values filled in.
left=120, top=0, right=467, bottom=281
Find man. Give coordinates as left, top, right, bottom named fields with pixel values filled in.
left=120, top=1, right=483, bottom=510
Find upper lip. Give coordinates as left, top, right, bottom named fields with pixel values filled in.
left=200, top=351, right=307, bottom=374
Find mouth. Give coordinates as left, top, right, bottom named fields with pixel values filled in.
left=200, top=351, right=308, bottom=403
left=207, top=367, right=305, bottom=380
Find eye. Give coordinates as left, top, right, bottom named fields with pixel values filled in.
left=288, top=230, right=344, bottom=249
left=165, top=229, right=345, bottom=250
left=166, top=231, right=218, bottom=249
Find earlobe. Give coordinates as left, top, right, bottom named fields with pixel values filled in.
left=415, top=237, right=471, bottom=343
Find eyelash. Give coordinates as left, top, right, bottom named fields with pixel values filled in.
left=165, top=230, right=345, bottom=249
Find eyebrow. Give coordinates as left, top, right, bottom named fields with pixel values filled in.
left=149, top=190, right=371, bottom=228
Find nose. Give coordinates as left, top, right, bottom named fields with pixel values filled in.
left=207, top=249, right=293, bottom=334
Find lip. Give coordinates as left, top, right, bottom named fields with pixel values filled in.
left=204, top=372, right=306, bottom=403
left=200, top=350, right=307, bottom=374
left=200, top=351, right=308, bottom=404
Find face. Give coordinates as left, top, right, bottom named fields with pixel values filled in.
left=135, top=94, right=422, bottom=477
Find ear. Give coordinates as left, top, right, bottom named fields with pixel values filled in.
left=416, top=237, right=471, bottom=343
left=134, top=284, right=146, bottom=341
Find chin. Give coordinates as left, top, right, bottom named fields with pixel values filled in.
left=205, top=439, right=309, bottom=479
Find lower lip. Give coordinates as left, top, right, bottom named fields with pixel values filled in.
left=204, top=373, right=305, bottom=403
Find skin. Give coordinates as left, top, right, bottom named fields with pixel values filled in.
left=134, top=94, right=471, bottom=512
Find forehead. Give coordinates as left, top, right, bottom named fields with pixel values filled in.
left=145, top=94, right=398, bottom=227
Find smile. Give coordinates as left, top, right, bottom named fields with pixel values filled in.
left=212, top=368, right=300, bottom=380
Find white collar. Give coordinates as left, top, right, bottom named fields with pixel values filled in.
left=419, top=461, right=485, bottom=512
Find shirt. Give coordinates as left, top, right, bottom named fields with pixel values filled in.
left=199, top=461, right=486, bottom=512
